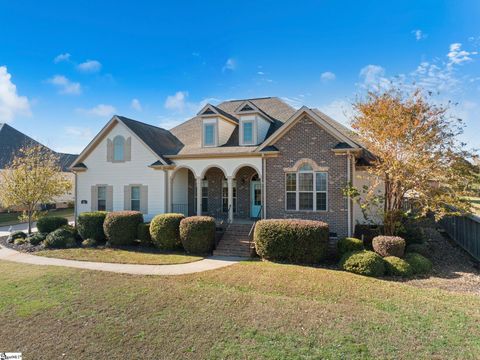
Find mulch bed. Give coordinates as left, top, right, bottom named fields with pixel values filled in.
left=0, top=234, right=45, bottom=252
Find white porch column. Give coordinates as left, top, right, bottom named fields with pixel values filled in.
left=227, top=176, right=234, bottom=223
left=168, top=171, right=173, bottom=213
left=196, top=177, right=202, bottom=215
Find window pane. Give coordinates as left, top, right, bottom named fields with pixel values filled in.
left=202, top=198, right=208, bottom=213
left=113, top=137, right=124, bottom=161
left=299, top=173, right=313, bottom=191
left=299, top=164, right=313, bottom=171
left=98, top=186, right=106, bottom=200
left=316, top=173, right=327, bottom=192
left=286, top=192, right=296, bottom=210
left=286, top=173, right=296, bottom=191
left=316, top=192, right=327, bottom=211
left=204, top=124, right=215, bottom=145
left=299, top=192, right=313, bottom=210
left=243, top=122, right=253, bottom=143
left=131, top=199, right=140, bottom=211
left=131, top=186, right=140, bottom=200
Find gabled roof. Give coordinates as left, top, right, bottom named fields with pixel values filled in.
left=0, top=123, right=77, bottom=171
left=71, top=115, right=184, bottom=168
left=233, top=100, right=275, bottom=123
left=197, top=104, right=239, bottom=124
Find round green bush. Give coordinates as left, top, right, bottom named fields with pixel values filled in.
left=137, top=223, right=152, bottom=246
left=82, top=238, right=97, bottom=248
left=384, top=256, right=413, bottom=277
left=254, top=219, right=329, bottom=264
left=337, top=237, right=364, bottom=256
left=150, top=213, right=184, bottom=249
left=44, top=228, right=77, bottom=248
left=103, top=211, right=144, bottom=246
left=28, top=232, right=47, bottom=246
left=37, top=216, right=68, bottom=233
left=339, top=250, right=385, bottom=277
left=406, top=243, right=429, bottom=257
left=372, top=236, right=406, bottom=257
left=77, top=211, right=107, bottom=241
left=179, top=216, right=216, bottom=254
left=7, top=230, right=27, bottom=243
left=405, top=253, right=433, bottom=275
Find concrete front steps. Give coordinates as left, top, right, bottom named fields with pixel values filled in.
left=213, top=223, right=253, bottom=257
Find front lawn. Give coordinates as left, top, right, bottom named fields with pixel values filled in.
left=0, top=208, right=74, bottom=227
left=0, top=260, right=479, bottom=358
left=35, top=247, right=202, bottom=265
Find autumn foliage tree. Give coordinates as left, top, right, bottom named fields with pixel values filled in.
left=350, top=87, right=476, bottom=235
left=0, top=145, right=72, bottom=234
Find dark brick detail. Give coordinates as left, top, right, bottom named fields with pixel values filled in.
left=265, top=115, right=349, bottom=238
left=235, top=166, right=257, bottom=218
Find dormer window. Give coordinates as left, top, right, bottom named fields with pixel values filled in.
left=203, top=121, right=217, bottom=147
left=241, top=120, right=255, bottom=145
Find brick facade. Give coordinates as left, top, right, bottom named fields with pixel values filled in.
left=265, top=115, right=349, bottom=238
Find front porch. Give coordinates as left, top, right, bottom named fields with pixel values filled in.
left=170, top=164, right=263, bottom=223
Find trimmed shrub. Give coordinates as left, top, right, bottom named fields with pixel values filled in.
left=28, top=232, right=47, bottom=246
left=179, top=216, right=216, bottom=254
left=254, top=219, right=329, bottom=264
left=82, top=238, right=97, bottom=248
left=14, top=237, right=29, bottom=245
left=37, top=216, right=68, bottom=233
left=150, top=213, right=184, bottom=249
left=44, top=228, right=77, bottom=248
left=7, top=230, right=27, bottom=243
left=339, top=250, right=385, bottom=277
left=398, top=216, right=425, bottom=245
left=354, top=224, right=383, bottom=249
left=103, top=211, right=144, bottom=246
left=384, top=256, right=413, bottom=277
left=405, top=253, right=433, bottom=275
left=337, top=237, right=364, bottom=256
left=77, top=211, right=107, bottom=241
left=406, top=243, right=429, bottom=257
left=137, top=223, right=152, bottom=246
left=372, top=236, right=406, bottom=257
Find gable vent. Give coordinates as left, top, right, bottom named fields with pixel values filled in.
left=202, top=108, right=215, bottom=115
left=240, top=104, right=254, bottom=112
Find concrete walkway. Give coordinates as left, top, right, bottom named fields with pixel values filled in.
left=0, top=246, right=243, bottom=275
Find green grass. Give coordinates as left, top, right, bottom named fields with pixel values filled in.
left=0, top=208, right=74, bottom=227
left=36, top=247, right=203, bottom=265
left=0, top=260, right=479, bottom=358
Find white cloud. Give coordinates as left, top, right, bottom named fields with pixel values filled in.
left=321, top=71, right=336, bottom=82
left=77, top=104, right=116, bottom=117
left=257, top=71, right=265, bottom=75
left=447, top=43, right=477, bottom=68
left=47, top=75, right=82, bottom=95
left=222, top=58, right=236, bottom=72
left=64, top=126, right=93, bottom=139
left=318, top=99, right=353, bottom=125
left=157, top=115, right=185, bottom=130
left=130, top=98, right=142, bottom=111
left=77, top=60, right=102, bottom=73
left=412, top=29, right=427, bottom=41
left=359, top=65, right=390, bottom=90
left=54, top=53, right=71, bottom=63
left=0, top=66, right=31, bottom=122
left=165, top=91, right=188, bottom=111
left=280, top=96, right=305, bottom=109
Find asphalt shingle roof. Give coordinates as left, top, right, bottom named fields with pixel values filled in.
left=0, top=123, right=77, bottom=171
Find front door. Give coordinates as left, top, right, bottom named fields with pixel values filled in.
left=250, top=181, right=262, bottom=218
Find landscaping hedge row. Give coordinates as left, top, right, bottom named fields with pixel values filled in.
left=103, top=211, right=144, bottom=245
left=254, top=219, right=329, bottom=264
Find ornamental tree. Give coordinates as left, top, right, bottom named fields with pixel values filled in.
left=350, top=87, right=477, bottom=235
left=0, top=145, right=72, bottom=234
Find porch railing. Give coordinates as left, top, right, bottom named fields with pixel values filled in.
left=171, top=203, right=188, bottom=216
left=248, top=205, right=263, bottom=251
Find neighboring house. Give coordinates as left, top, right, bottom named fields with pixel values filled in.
left=71, top=97, right=377, bottom=238
left=0, top=123, right=77, bottom=211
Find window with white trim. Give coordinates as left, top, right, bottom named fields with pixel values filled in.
left=194, top=179, right=209, bottom=212
left=98, top=186, right=107, bottom=211
left=242, top=120, right=254, bottom=145
left=113, top=136, right=125, bottom=161
left=131, top=186, right=140, bottom=211
left=203, top=123, right=216, bottom=146
left=222, top=179, right=237, bottom=213
left=285, top=164, right=328, bottom=211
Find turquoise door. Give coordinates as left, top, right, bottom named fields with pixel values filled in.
left=250, top=181, right=262, bottom=218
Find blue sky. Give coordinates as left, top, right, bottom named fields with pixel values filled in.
left=1, top=0, right=479, bottom=153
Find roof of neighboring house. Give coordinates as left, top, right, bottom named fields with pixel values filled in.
left=0, top=123, right=77, bottom=171
left=116, top=116, right=184, bottom=164
left=170, top=97, right=295, bottom=155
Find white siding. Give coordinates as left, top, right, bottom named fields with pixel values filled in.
left=173, top=157, right=262, bottom=178
left=76, top=122, right=166, bottom=218
left=257, top=115, right=271, bottom=143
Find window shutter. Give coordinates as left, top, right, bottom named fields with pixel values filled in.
left=140, top=185, right=148, bottom=214
left=124, top=185, right=131, bottom=210
left=107, top=139, right=113, bottom=162
left=106, top=186, right=114, bottom=211
left=125, top=137, right=131, bottom=161
left=91, top=185, right=98, bottom=211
